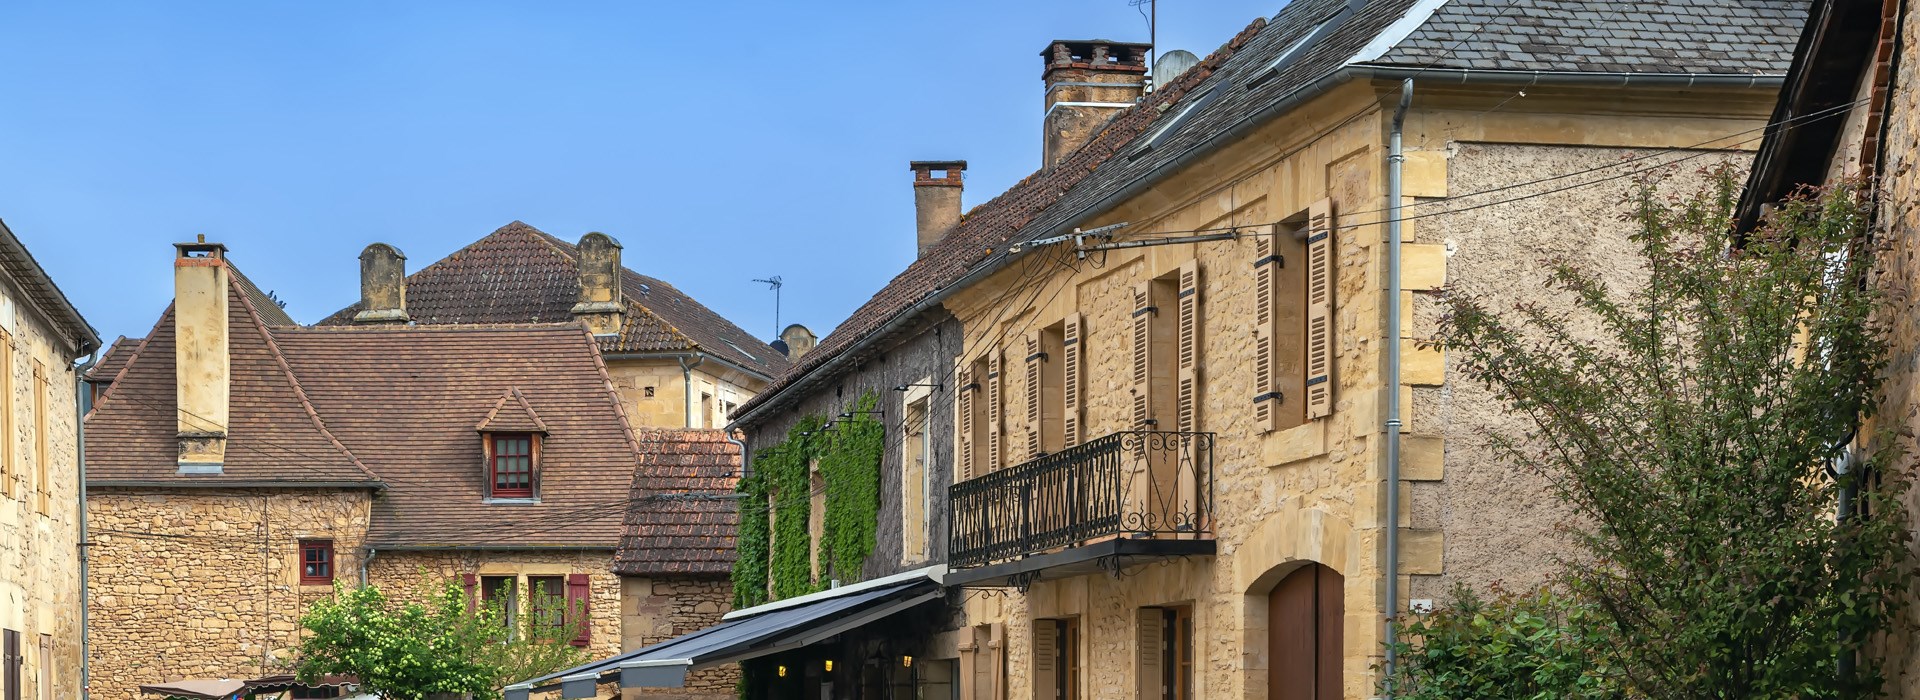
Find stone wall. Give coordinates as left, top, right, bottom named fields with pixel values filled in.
left=620, top=575, right=736, bottom=695
left=86, top=487, right=373, bottom=700
left=741, top=311, right=963, bottom=583
left=365, top=548, right=625, bottom=659
left=0, top=271, right=88, bottom=700
left=605, top=358, right=765, bottom=429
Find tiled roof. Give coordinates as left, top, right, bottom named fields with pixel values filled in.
left=272, top=324, right=644, bottom=548
left=740, top=0, right=1807, bottom=421
left=614, top=429, right=741, bottom=576
left=0, top=219, right=99, bottom=355
left=85, top=275, right=378, bottom=485
left=85, top=254, right=733, bottom=550
left=1376, top=0, right=1807, bottom=74
left=316, top=222, right=789, bottom=379
left=733, top=17, right=1271, bottom=420
left=475, top=388, right=551, bottom=434
left=86, top=335, right=139, bottom=384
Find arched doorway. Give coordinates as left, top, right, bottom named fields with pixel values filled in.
left=1267, top=563, right=1341, bottom=700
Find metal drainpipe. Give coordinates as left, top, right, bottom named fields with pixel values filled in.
left=359, top=547, right=376, bottom=587
left=1383, top=77, right=1413, bottom=698
left=75, top=351, right=96, bottom=700
left=679, top=354, right=706, bottom=428
left=725, top=430, right=750, bottom=479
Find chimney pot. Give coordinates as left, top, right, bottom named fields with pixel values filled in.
left=1041, top=39, right=1150, bottom=169
left=352, top=243, right=409, bottom=324
left=571, top=232, right=626, bottom=335
left=910, top=160, right=967, bottom=256
left=173, top=240, right=231, bottom=472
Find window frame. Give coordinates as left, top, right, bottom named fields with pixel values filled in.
left=527, top=575, right=568, bottom=636
left=298, top=539, right=334, bottom=586
left=488, top=433, right=537, bottom=499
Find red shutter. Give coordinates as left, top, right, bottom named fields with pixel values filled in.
left=462, top=574, right=478, bottom=612
left=566, top=573, right=591, bottom=647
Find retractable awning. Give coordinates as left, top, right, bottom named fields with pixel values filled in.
left=506, top=569, right=944, bottom=700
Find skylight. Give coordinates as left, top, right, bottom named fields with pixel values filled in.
left=1133, top=86, right=1223, bottom=159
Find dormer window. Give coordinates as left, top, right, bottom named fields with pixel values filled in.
left=476, top=388, right=550, bottom=502
left=490, top=434, right=535, bottom=498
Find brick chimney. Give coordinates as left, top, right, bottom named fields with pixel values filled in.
left=352, top=243, right=409, bottom=324
left=571, top=232, right=625, bottom=335
left=1042, top=40, right=1150, bottom=169
left=911, top=160, right=966, bottom=257
left=779, top=324, right=818, bottom=360
left=173, top=238, right=230, bottom=473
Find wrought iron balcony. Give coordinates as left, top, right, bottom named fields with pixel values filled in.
left=947, top=431, right=1215, bottom=570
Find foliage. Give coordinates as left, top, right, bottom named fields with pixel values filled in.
left=1386, top=585, right=1624, bottom=700
left=732, top=392, right=885, bottom=607
left=295, top=578, right=587, bottom=700
left=1438, top=170, right=1911, bottom=698
left=819, top=392, right=884, bottom=580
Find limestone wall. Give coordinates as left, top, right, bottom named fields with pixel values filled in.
left=605, top=357, right=765, bottom=429
left=364, top=548, right=625, bottom=659
left=620, top=575, right=736, bottom=694
left=0, top=270, right=87, bottom=700
left=85, top=488, right=373, bottom=700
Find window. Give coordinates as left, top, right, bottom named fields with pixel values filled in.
left=299, top=540, right=334, bottom=585
left=0, top=333, right=13, bottom=500
left=808, top=464, right=826, bottom=580
left=481, top=575, right=517, bottom=633
left=701, top=392, right=714, bottom=428
left=1034, top=618, right=1080, bottom=700
left=1252, top=202, right=1335, bottom=431
left=33, top=363, right=46, bottom=514
left=1139, top=606, right=1195, bottom=700
left=489, top=434, right=534, bottom=498
left=957, top=356, right=992, bottom=480
left=901, top=384, right=932, bottom=562
left=528, top=576, right=567, bottom=634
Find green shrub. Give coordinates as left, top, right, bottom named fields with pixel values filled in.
left=1386, top=586, right=1624, bottom=700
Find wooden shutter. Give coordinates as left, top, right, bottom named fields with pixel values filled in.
left=1305, top=199, right=1336, bottom=420
left=1130, top=283, right=1153, bottom=432
left=1033, top=621, right=1060, bottom=700
left=991, top=623, right=1008, bottom=700
left=1062, top=314, right=1083, bottom=447
left=565, top=573, right=591, bottom=647
left=1137, top=609, right=1165, bottom=699
left=1176, top=261, right=1200, bottom=433
left=957, top=367, right=977, bottom=480
left=1253, top=224, right=1281, bottom=431
left=1315, top=566, right=1345, bottom=700
left=1025, top=331, right=1043, bottom=460
left=462, top=574, right=479, bottom=611
left=987, top=348, right=1004, bottom=470
left=4, top=630, right=17, bottom=700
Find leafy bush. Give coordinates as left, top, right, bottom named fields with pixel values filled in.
left=1386, top=586, right=1624, bottom=700
left=295, top=578, right=587, bottom=700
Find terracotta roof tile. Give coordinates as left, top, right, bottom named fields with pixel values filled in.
left=614, top=428, right=741, bottom=575
left=86, top=335, right=140, bottom=386
left=317, top=222, right=789, bottom=378
left=475, top=388, right=551, bottom=434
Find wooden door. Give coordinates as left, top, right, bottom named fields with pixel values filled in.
left=1267, top=564, right=1342, bottom=700
left=4, top=629, right=18, bottom=700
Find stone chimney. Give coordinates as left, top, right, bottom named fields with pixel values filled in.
left=780, top=324, right=818, bottom=360
left=173, top=238, right=230, bottom=473
left=911, top=161, right=966, bottom=257
left=352, top=243, right=409, bottom=324
left=571, top=232, right=625, bottom=335
left=1042, top=40, right=1150, bottom=169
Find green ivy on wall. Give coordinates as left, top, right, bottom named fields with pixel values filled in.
left=731, top=393, right=884, bottom=609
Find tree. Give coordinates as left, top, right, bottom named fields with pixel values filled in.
left=294, top=578, right=588, bottom=700
left=1438, top=169, right=1911, bottom=698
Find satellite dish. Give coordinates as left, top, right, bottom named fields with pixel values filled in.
left=1153, top=50, right=1200, bottom=87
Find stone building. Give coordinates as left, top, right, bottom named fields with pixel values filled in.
left=84, top=240, right=740, bottom=700
left=317, top=221, right=790, bottom=429
left=0, top=220, right=99, bottom=700
left=1734, top=0, right=1918, bottom=693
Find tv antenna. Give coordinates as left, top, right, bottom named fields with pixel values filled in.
left=752, top=276, right=784, bottom=336
left=1129, top=0, right=1156, bottom=71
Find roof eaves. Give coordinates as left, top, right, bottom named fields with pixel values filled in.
left=0, top=219, right=101, bottom=356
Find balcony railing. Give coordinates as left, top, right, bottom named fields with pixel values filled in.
left=947, top=430, right=1214, bottom=569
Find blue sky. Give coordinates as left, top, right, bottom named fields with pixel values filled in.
left=0, top=1, right=1281, bottom=347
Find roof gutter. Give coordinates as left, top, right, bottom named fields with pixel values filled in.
left=730, top=65, right=1785, bottom=428
left=85, top=479, right=387, bottom=490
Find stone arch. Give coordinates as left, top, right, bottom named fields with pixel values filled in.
left=1232, top=504, right=1356, bottom=700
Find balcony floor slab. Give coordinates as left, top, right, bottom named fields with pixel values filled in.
left=943, top=537, right=1216, bottom=588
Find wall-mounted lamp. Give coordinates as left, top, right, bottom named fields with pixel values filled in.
left=838, top=409, right=883, bottom=419
left=892, top=382, right=943, bottom=392
left=777, top=665, right=787, bottom=678
left=824, top=659, right=834, bottom=672
left=902, top=655, right=913, bottom=668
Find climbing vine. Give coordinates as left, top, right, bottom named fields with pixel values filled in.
left=731, top=393, right=884, bottom=608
